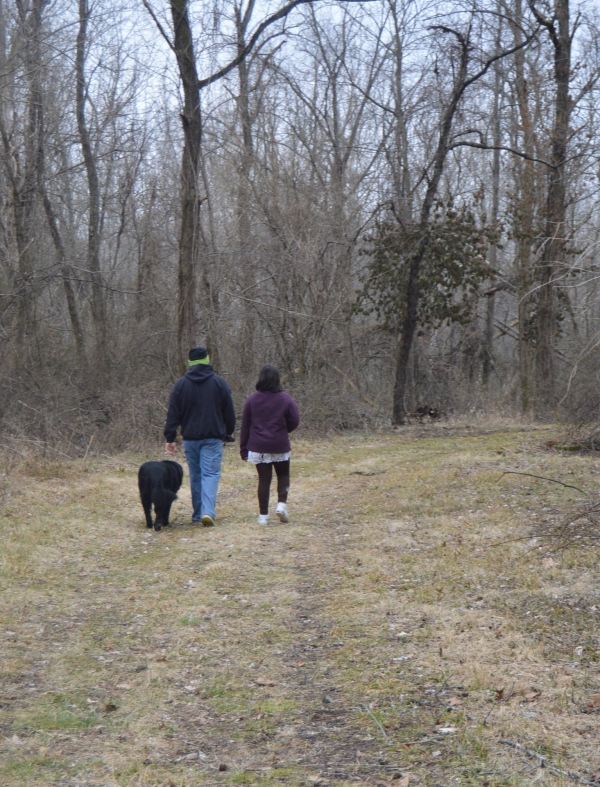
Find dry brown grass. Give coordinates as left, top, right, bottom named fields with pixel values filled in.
left=1, top=423, right=600, bottom=787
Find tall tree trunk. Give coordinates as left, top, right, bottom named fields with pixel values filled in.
left=24, top=0, right=85, bottom=363
left=530, top=0, right=571, bottom=418
left=76, top=0, right=109, bottom=374
left=482, top=13, right=503, bottom=388
left=39, top=183, right=86, bottom=363
left=0, top=0, right=46, bottom=355
left=170, top=0, right=208, bottom=371
left=390, top=0, right=411, bottom=224
left=509, top=0, right=537, bottom=413
left=235, top=1, right=256, bottom=383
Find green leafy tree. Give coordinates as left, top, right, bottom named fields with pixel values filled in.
left=356, top=202, right=497, bottom=339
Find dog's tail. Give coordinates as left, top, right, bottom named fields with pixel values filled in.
left=152, top=483, right=178, bottom=510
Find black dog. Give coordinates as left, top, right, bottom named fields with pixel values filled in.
left=138, top=460, right=183, bottom=531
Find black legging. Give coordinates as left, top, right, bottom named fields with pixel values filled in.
left=256, top=460, right=290, bottom=515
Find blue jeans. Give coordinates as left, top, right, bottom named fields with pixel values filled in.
left=183, top=438, right=224, bottom=521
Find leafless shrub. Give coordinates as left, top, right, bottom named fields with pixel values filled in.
left=502, top=470, right=600, bottom=552
left=534, top=498, right=600, bottom=551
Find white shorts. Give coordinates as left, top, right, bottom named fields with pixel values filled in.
left=247, top=451, right=291, bottom=464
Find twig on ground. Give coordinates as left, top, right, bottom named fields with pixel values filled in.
left=83, top=434, right=94, bottom=461
left=358, top=703, right=388, bottom=739
left=483, top=682, right=514, bottom=726
left=499, top=739, right=600, bottom=786
left=433, top=678, right=448, bottom=707
left=498, top=470, right=588, bottom=496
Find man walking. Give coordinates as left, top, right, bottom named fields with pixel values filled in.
left=164, top=347, right=235, bottom=526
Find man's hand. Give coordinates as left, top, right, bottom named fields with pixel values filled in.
left=165, top=442, right=177, bottom=455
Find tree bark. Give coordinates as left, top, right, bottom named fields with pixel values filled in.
left=482, top=14, right=503, bottom=388
left=507, top=0, right=539, bottom=413
left=0, top=0, right=47, bottom=354
left=530, top=0, right=571, bottom=419
left=235, top=0, right=257, bottom=383
left=389, top=0, right=412, bottom=224
left=76, top=0, right=109, bottom=374
left=170, top=0, right=203, bottom=371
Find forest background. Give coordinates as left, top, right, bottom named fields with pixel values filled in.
left=1, top=0, right=599, bottom=454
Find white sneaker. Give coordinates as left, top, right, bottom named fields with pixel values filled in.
left=257, top=514, right=270, bottom=525
left=276, top=503, right=289, bottom=523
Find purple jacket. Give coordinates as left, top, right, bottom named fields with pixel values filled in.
left=239, top=391, right=300, bottom=458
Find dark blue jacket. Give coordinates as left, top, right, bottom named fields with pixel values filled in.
left=164, top=364, right=235, bottom=442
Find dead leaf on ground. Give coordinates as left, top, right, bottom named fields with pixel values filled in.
left=116, top=683, right=132, bottom=690
left=557, top=673, right=573, bottom=686
left=255, top=678, right=278, bottom=686
left=447, top=697, right=463, bottom=707
left=583, top=693, right=600, bottom=712
left=525, top=691, right=541, bottom=702
left=542, top=557, right=556, bottom=568
left=495, top=688, right=504, bottom=701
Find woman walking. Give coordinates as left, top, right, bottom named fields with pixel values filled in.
left=240, top=365, right=300, bottom=525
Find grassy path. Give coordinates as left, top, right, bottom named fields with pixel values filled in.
left=1, top=426, right=600, bottom=786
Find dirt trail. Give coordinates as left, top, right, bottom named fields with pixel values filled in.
left=159, top=461, right=402, bottom=780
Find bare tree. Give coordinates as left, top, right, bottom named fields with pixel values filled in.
left=0, top=0, right=46, bottom=355
left=76, top=0, right=109, bottom=373
left=528, top=0, right=571, bottom=418
left=392, top=15, right=532, bottom=424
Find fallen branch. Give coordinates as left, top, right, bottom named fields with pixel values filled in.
left=498, top=470, right=588, bottom=496
left=499, top=739, right=600, bottom=786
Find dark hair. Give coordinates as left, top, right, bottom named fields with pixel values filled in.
left=256, top=364, right=283, bottom=393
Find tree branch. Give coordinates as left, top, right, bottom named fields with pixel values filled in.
left=141, top=0, right=177, bottom=54
left=462, top=31, right=538, bottom=92
left=527, top=0, right=558, bottom=46
left=197, top=0, right=375, bottom=89
left=449, top=139, right=554, bottom=167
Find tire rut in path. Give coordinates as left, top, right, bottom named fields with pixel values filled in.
left=178, top=507, right=400, bottom=782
